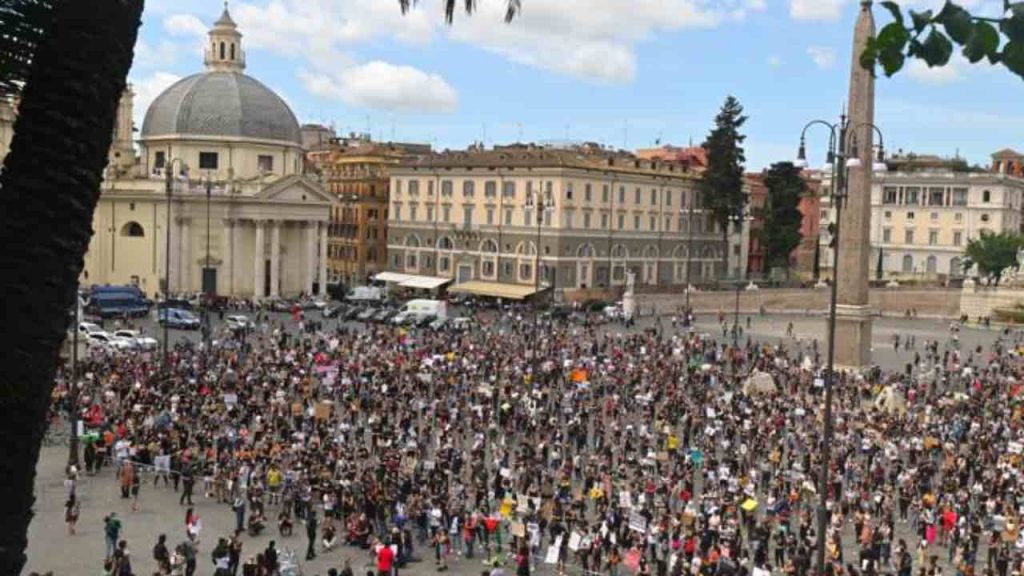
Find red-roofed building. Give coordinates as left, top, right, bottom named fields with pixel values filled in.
left=746, top=171, right=823, bottom=279
left=636, top=145, right=708, bottom=172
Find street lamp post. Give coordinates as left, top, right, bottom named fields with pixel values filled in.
left=162, top=158, right=188, bottom=362
left=203, top=174, right=212, bottom=354
left=795, top=114, right=886, bottom=576
left=68, top=290, right=80, bottom=467
left=525, top=183, right=554, bottom=365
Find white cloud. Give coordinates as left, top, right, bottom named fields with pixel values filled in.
left=807, top=46, right=837, bottom=70
left=129, top=71, right=183, bottom=129
left=133, top=39, right=181, bottom=70
left=163, top=14, right=207, bottom=37
left=443, top=0, right=764, bottom=84
left=299, top=62, right=458, bottom=113
left=790, top=0, right=846, bottom=21
left=906, top=58, right=962, bottom=84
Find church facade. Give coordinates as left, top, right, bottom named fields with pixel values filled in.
left=81, top=6, right=334, bottom=299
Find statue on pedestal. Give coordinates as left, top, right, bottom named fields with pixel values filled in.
left=622, top=271, right=636, bottom=320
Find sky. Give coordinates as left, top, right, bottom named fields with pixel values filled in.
left=131, top=0, right=1021, bottom=170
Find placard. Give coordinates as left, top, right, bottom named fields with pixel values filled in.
left=528, top=523, right=540, bottom=547
left=544, top=545, right=560, bottom=564
left=224, top=393, right=238, bottom=407
left=510, top=522, right=526, bottom=538
left=628, top=511, right=647, bottom=533
left=619, top=491, right=632, bottom=509
left=568, top=532, right=582, bottom=551
left=314, top=402, right=332, bottom=420
left=154, top=455, right=171, bottom=473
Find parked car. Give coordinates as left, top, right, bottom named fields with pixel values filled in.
left=157, top=298, right=194, bottom=311
left=87, top=331, right=134, bottom=351
left=158, top=308, right=201, bottom=330
left=372, top=308, right=397, bottom=323
left=342, top=306, right=364, bottom=321
left=225, top=315, right=252, bottom=330
left=356, top=308, right=378, bottom=322
left=78, top=322, right=104, bottom=337
left=603, top=304, right=625, bottom=321
left=113, top=329, right=158, bottom=351
left=323, top=303, right=347, bottom=319
left=428, top=317, right=448, bottom=331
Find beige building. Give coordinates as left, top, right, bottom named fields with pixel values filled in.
left=818, top=152, right=1024, bottom=281
left=385, top=144, right=726, bottom=298
left=81, top=6, right=333, bottom=298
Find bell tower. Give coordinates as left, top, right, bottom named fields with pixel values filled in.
left=204, top=2, right=245, bottom=73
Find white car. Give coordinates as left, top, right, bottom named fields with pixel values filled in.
left=86, top=332, right=134, bottom=351
left=225, top=315, right=252, bottom=330
left=113, top=329, right=158, bottom=351
left=78, top=322, right=104, bottom=336
left=603, top=305, right=625, bottom=320
left=312, top=299, right=328, bottom=310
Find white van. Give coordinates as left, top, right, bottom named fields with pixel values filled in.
left=391, top=299, right=448, bottom=325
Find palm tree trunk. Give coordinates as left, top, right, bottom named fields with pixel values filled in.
left=0, top=1, right=142, bottom=571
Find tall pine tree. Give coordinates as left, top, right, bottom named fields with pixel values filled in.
left=700, top=96, right=748, bottom=279
left=760, top=162, right=806, bottom=279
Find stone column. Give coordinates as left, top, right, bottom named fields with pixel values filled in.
left=179, top=217, right=191, bottom=293
left=834, top=0, right=876, bottom=369
left=318, top=222, right=328, bottom=295
left=270, top=220, right=281, bottom=298
left=306, top=223, right=316, bottom=296
left=224, top=219, right=235, bottom=296
left=253, top=220, right=265, bottom=299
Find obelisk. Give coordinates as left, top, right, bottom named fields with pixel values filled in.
left=834, top=0, right=876, bottom=369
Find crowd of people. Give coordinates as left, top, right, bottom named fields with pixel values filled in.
left=46, top=301, right=1024, bottom=576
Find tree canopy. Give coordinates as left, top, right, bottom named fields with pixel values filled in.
left=760, top=162, right=806, bottom=275
left=863, top=1, right=1024, bottom=79
left=963, top=230, right=1024, bottom=285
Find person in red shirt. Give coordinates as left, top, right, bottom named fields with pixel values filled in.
left=377, top=539, right=395, bottom=576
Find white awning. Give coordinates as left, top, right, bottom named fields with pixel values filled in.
left=373, top=272, right=415, bottom=284
left=449, top=281, right=541, bottom=300
left=400, top=276, right=451, bottom=290
left=373, top=272, right=451, bottom=290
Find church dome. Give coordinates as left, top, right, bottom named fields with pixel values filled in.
left=141, top=71, right=301, bottom=145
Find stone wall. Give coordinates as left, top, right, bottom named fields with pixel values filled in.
left=632, top=287, right=962, bottom=318
left=959, top=283, right=1024, bottom=318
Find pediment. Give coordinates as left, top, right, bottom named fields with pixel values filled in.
left=255, top=175, right=335, bottom=205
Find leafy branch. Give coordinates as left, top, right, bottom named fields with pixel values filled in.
left=862, top=0, right=1024, bottom=79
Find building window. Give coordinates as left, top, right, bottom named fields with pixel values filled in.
left=426, top=206, right=434, bottom=222
left=905, top=187, right=920, bottom=205
left=427, top=180, right=435, bottom=196
left=408, top=180, right=419, bottom=196
left=664, top=216, right=672, bottom=231
left=617, top=214, right=625, bottom=230
left=409, top=205, right=418, bottom=221
left=482, top=261, right=496, bottom=277
left=584, top=183, right=592, bottom=202
left=439, top=256, right=450, bottom=272
left=485, top=180, right=497, bottom=198
left=884, top=211, right=892, bottom=220
left=955, top=212, right=963, bottom=222
left=649, top=216, right=657, bottom=230
left=618, top=186, right=625, bottom=204
left=199, top=151, right=219, bottom=170
left=121, top=221, right=145, bottom=237
left=154, top=151, right=166, bottom=169
left=928, top=230, right=938, bottom=245
left=583, top=213, right=592, bottom=229
left=502, top=181, right=515, bottom=198
left=952, top=188, right=967, bottom=206
left=463, top=206, right=474, bottom=226
left=463, top=181, right=475, bottom=198
left=981, top=213, right=990, bottom=223
left=524, top=208, right=533, bottom=227
left=258, top=155, right=274, bottom=173
left=564, top=210, right=575, bottom=229
left=566, top=182, right=574, bottom=200
left=928, top=187, right=944, bottom=206
left=441, top=180, right=453, bottom=197
left=602, top=214, right=610, bottom=229
left=392, top=203, right=402, bottom=221
left=930, top=212, right=938, bottom=221
left=442, top=206, right=451, bottom=223
left=633, top=215, right=641, bottom=230
left=883, top=187, right=898, bottom=204
left=907, top=212, right=915, bottom=220
left=983, top=189, right=991, bottom=203
left=953, top=231, right=962, bottom=246
left=486, top=208, right=495, bottom=225
left=504, top=209, right=513, bottom=226
left=650, top=189, right=658, bottom=205
left=882, top=228, right=891, bottom=243
left=602, top=185, right=610, bottom=203
left=634, top=187, right=642, bottom=204
left=904, top=229, right=914, bottom=244
left=519, top=263, right=533, bottom=282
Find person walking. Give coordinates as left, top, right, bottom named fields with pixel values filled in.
left=103, top=512, right=122, bottom=560
left=64, top=493, right=80, bottom=535
left=180, top=465, right=195, bottom=506
left=305, top=507, right=319, bottom=561
left=212, top=537, right=231, bottom=576
left=153, top=534, right=171, bottom=575
left=233, top=491, right=247, bottom=534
